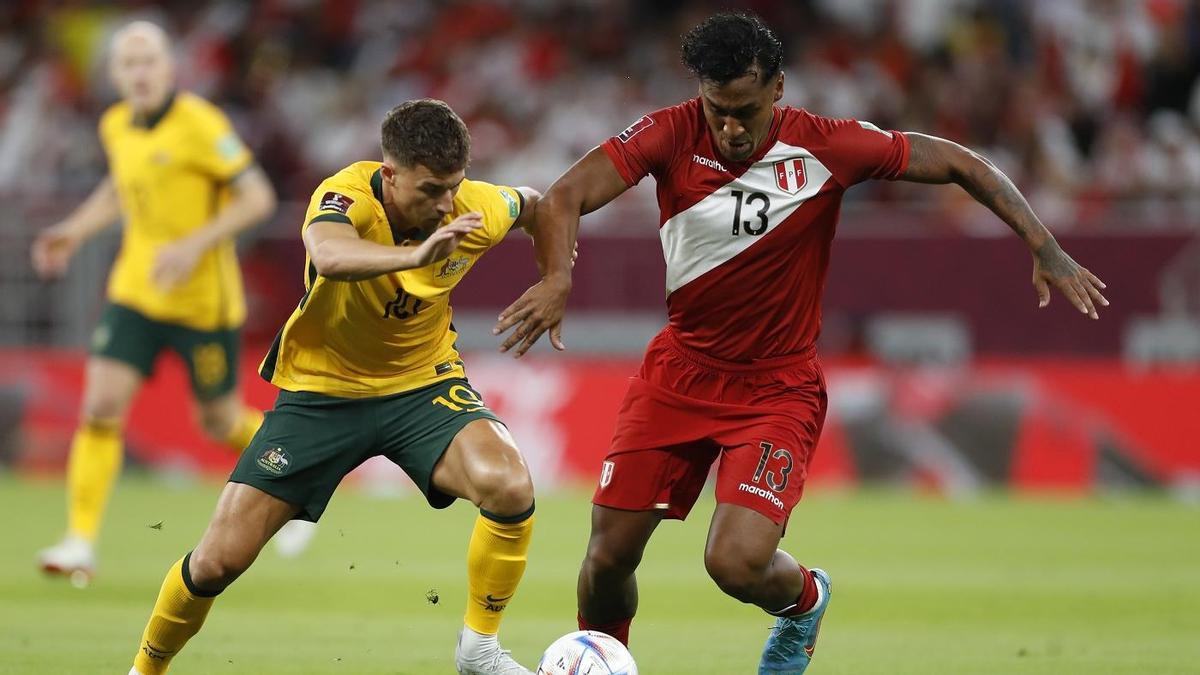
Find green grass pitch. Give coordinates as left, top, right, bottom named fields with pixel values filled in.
left=3, top=475, right=1199, bottom=674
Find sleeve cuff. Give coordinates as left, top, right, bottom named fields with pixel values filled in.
left=307, top=212, right=353, bottom=228
left=600, top=140, right=639, bottom=187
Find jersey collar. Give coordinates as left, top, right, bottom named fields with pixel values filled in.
left=370, top=167, right=384, bottom=202
left=133, top=90, right=177, bottom=130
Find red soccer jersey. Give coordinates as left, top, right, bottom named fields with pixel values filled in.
left=601, top=98, right=910, bottom=361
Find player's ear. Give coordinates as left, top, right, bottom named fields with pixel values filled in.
left=773, top=71, right=784, bottom=102
left=380, top=162, right=395, bottom=184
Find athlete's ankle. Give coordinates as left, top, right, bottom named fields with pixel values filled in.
left=577, top=612, right=633, bottom=646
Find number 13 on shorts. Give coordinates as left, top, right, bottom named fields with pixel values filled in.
left=752, top=441, right=794, bottom=492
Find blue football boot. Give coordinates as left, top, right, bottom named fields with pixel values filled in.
left=758, top=568, right=832, bottom=674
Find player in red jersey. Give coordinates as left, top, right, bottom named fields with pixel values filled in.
left=494, top=12, right=1108, bottom=674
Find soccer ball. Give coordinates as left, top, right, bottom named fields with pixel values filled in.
left=536, top=630, right=638, bottom=675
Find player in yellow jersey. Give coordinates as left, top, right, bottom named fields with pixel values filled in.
left=128, top=99, right=545, bottom=675
left=29, top=21, right=278, bottom=581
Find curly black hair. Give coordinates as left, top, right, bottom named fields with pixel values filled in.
left=381, top=99, right=471, bottom=174
left=680, top=11, right=784, bottom=86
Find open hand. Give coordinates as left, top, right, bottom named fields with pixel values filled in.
left=31, top=225, right=81, bottom=279
left=493, top=274, right=571, bottom=357
left=153, top=237, right=206, bottom=290
left=407, top=212, right=482, bottom=268
left=1032, top=245, right=1109, bottom=319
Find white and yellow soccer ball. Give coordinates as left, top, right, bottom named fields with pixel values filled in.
left=536, top=630, right=638, bottom=675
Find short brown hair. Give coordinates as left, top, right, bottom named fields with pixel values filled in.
left=380, top=99, right=470, bottom=174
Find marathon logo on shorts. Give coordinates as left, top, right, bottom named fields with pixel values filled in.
left=319, top=191, right=354, bottom=214
left=257, top=447, right=291, bottom=475
left=599, top=460, right=615, bottom=488
left=738, top=482, right=785, bottom=510
left=617, top=115, right=654, bottom=143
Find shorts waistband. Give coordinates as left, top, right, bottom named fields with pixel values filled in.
left=663, top=328, right=817, bottom=373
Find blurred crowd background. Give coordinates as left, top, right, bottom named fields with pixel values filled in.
left=3, top=0, right=1200, bottom=230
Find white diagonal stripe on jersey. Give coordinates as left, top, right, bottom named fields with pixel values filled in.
left=660, top=141, right=833, bottom=295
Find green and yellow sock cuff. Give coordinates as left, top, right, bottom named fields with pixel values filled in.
left=180, top=552, right=221, bottom=598
left=480, top=500, right=535, bottom=525
left=81, top=417, right=123, bottom=435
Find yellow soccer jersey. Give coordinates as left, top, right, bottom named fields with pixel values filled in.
left=100, top=91, right=254, bottom=330
left=259, top=161, right=525, bottom=398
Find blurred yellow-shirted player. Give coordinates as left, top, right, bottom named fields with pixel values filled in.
left=30, top=21, right=279, bottom=581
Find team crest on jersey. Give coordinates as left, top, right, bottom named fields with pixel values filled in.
left=599, top=460, right=615, bottom=488
left=617, top=115, right=654, bottom=143
left=774, top=157, right=807, bottom=194
left=256, top=447, right=291, bottom=475
left=319, top=191, right=354, bottom=214
left=437, top=255, right=470, bottom=278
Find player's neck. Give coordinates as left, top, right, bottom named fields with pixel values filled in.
left=131, top=90, right=176, bottom=129
left=381, top=198, right=433, bottom=243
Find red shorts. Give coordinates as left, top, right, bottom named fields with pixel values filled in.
left=593, top=328, right=827, bottom=525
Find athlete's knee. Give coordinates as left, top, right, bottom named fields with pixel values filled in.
left=472, top=460, right=534, bottom=516
left=186, top=545, right=250, bottom=593
left=81, top=392, right=130, bottom=423
left=583, top=533, right=644, bottom=578
left=704, top=548, right=770, bottom=604
left=198, top=404, right=238, bottom=442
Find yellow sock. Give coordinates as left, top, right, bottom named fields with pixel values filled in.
left=66, top=420, right=123, bottom=542
left=224, top=406, right=263, bottom=452
left=464, top=504, right=535, bottom=635
left=133, top=554, right=217, bottom=675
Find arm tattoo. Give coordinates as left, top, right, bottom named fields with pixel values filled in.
left=957, top=159, right=1048, bottom=252
left=905, top=134, right=1052, bottom=254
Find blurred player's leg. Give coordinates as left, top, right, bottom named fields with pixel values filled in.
left=132, top=482, right=297, bottom=675
left=431, top=420, right=535, bottom=675
left=38, top=356, right=142, bottom=582
left=576, top=505, right=663, bottom=646
left=198, top=395, right=263, bottom=451
left=704, top=504, right=830, bottom=674
left=178, top=331, right=262, bottom=453
left=272, top=518, right=319, bottom=558
left=198, top=391, right=320, bottom=558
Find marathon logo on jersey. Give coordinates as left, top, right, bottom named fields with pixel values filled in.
left=599, top=460, right=615, bottom=488
left=774, top=157, right=807, bottom=195
left=319, top=191, right=355, bottom=214
left=693, top=154, right=727, bottom=173
left=737, top=482, right=785, bottom=510
left=617, top=115, right=654, bottom=143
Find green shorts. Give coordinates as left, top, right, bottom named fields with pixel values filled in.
left=91, top=303, right=240, bottom=401
left=229, top=378, right=503, bottom=521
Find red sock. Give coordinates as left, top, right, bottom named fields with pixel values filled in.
left=781, top=566, right=819, bottom=617
left=578, top=612, right=633, bottom=646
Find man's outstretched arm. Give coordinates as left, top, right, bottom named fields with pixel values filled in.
left=494, top=147, right=631, bottom=356
left=901, top=132, right=1108, bottom=319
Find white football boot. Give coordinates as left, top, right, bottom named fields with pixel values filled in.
left=37, top=535, right=95, bottom=586
left=455, top=627, right=532, bottom=675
